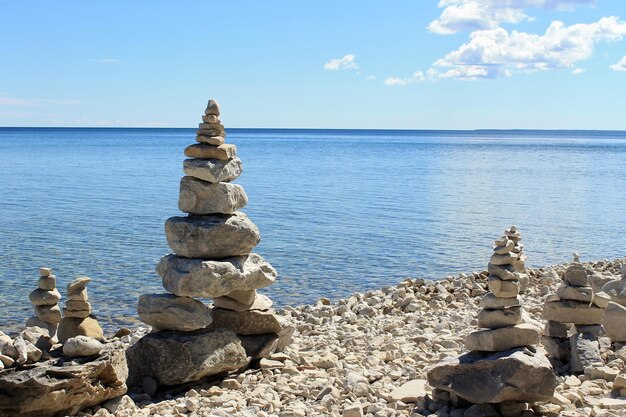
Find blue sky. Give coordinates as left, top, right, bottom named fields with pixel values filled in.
left=1, top=0, right=625, bottom=129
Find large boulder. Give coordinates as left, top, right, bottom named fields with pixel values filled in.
left=0, top=341, right=128, bottom=417
left=603, top=302, right=626, bottom=342
left=178, top=176, right=248, bottom=215
left=164, top=212, right=260, bottom=258
left=427, top=348, right=557, bottom=404
left=183, top=157, right=242, bottom=183
left=126, top=328, right=248, bottom=386
left=137, top=293, right=212, bottom=331
left=158, top=253, right=277, bottom=298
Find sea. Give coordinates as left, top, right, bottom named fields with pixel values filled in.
left=1, top=128, right=625, bottom=333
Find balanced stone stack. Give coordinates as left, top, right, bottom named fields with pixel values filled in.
left=57, top=277, right=104, bottom=344
left=506, top=226, right=527, bottom=272
left=130, top=99, right=290, bottom=387
left=428, top=229, right=556, bottom=410
left=542, top=255, right=609, bottom=373
left=26, top=267, right=62, bottom=340
left=602, top=264, right=626, bottom=343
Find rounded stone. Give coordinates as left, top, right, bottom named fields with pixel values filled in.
left=63, top=336, right=102, bottom=357
left=137, top=294, right=212, bottom=332
left=57, top=316, right=104, bottom=344
left=29, top=288, right=61, bottom=306
left=178, top=176, right=248, bottom=215
left=183, top=157, right=242, bottom=183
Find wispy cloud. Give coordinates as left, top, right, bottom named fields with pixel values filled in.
left=428, top=0, right=596, bottom=35
left=571, top=68, right=586, bottom=74
left=610, top=55, right=626, bottom=71
left=324, top=54, right=359, bottom=71
left=0, top=94, right=79, bottom=107
left=88, top=58, right=121, bottom=64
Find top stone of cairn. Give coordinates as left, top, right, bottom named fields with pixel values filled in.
left=205, top=99, right=221, bottom=116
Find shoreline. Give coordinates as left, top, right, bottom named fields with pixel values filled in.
left=64, top=256, right=626, bottom=417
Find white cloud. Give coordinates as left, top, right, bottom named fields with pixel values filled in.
left=429, top=0, right=595, bottom=34
left=571, top=67, right=586, bottom=74
left=324, top=54, right=359, bottom=70
left=385, top=71, right=428, bottom=85
left=433, top=17, right=626, bottom=79
left=610, top=55, right=626, bottom=71
left=0, top=94, right=79, bottom=107
left=88, top=58, right=120, bottom=64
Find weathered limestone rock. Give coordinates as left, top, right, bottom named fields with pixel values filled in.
left=0, top=341, right=128, bottom=417
left=427, top=348, right=557, bottom=404
left=137, top=293, right=212, bottom=331
left=183, top=157, right=242, bottom=183
left=63, top=336, right=103, bottom=357
left=602, top=302, right=626, bottom=342
left=542, top=300, right=605, bottom=325
left=184, top=144, right=236, bottom=160
left=478, top=307, right=523, bottom=329
left=602, top=272, right=626, bottom=307
left=479, top=294, right=522, bottom=309
left=126, top=328, right=247, bottom=386
left=158, top=253, right=276, bottom=298
left=178, top=176, right=248, bottom=214
left=556, top=285, right=594, bottom=302
left=542, top=335, right=571, bottom=362
left=63, top=308, right=91, bottom=319
left=205, top=99, right=221, bottom=116
left=213, top=293, right=273, bottom=312
left=488, top=276, right=519, bottom=298
left=57, top=316, right=104, bottom=344
left=488, top=263, right=519, bottom=281
left=28, top=288, right=61, bottom=305
left=543, top=321, right=571, bottom=338
left=211, top=308, right=283, bottom=335
left=564, top=264, right=590, bottom=287
left=164, top=212, right=260, bottom=258
left=569, top=332, right=602, bottom=373
left=465, top=324, right=540, bottom=352
left=389, top=379, right=428, bottom=403
left=226, top=289, right=257, bottom=304
left=34, top=305, right=62, bottom=323
left=195, top=135, right=225, bottom=146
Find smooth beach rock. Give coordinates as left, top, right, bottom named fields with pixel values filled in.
left=225, top=289, right=257, bottom=304
left=478, top=307, right=523, bottom=329
left=195, top=135, right=225, bottom=145
left=542, top=300, right=605, bottom=325
left=164, top=212, right=260, bottom=259
left=137, top=293, right=212, bottom=331
left=68, top=289, right=88, bottom=301
left=0, top=341, right=128, bottom=417
left=556, top=285, right=594, bottom=302
left=196, top=128, right=225, bottom=137
left=184, top=143, right=236, bottom=160
left=213, top=293, right=273, bottom=312
left=65, top=300, right=91, bottom=311
left=183, top=157, right=242, bottom=183
left=38, top=275, right=56, bottom=290
left=488, top=264, right=519, bottom=281
left=490, top=253, right=518, bottom=266
left=505, top=226, right=521, bottom=240
left=25, top=317, right=58, bottom=339
left=63, top=336, right=103, bottom=357
left=158, top=253, right=277, bottom=298
left=479, top=294, right=522, bottom=309
left=465, top=324, right=539, bottom=351
left=35, top=304, right=62, bottom=323
left=57, top=316, right=104, bottom=344
left=28, top=288, right=61, bottom=306
left=178, top=176, right=248, bottom=214
left=492, top=237, right=514, bottom=255
left=63, top=308, right=91, bottom=319
left=564, top=264, right=589, bottom=287
left=198, top=122, right=225, bottom=131
left=67, top=276, right=91, bottom=295
left=210, top=308, right=283, bottom=335
left=126, top=328, right=247, bottom=386
left=202, top=114, right=219, bottom=123
left=389, top=379, right=428, bottom=403
left=488, top=276, right=519, bottom=298
left=39, top=267, right=52, bottom=277
left=427, top=348, right=557, bottom=404
left=205, top=99, right=221, bottom=116
left=603, top=302, right=626, bottom=341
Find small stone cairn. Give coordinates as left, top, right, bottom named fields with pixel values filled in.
left=130, top=99, right=291, bottom=387
left=542, top=254, right=609, bottom=372
left=57, top=277, right=104, bottom=344
left=602, top=264, right=626, bottom=343
left=26, top=267, right=62, bottom=340
left=428, top=227, right=557, bottom=411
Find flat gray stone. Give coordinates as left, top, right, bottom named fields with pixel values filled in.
left=478, top=307, right=523, bottom=329
left=63, top=336, right=103, bottom=357
left=556, top=285, right=593, bottom=302
left=213, top=294, right=273, bottom=312
left=542, top=300, right=604, bottom=325
left=465, top=324, right=539, bottom=352
left=67, top=277, right=91, bottom=296
left=564, top=264, right=589, bottom=287
left=479, top=294, right=521, bottom=309
left=178, top=176, right=248, bottom=215
left=165, top=212, right=260, bottom=258
left=210, top=308, right=283, bottom=335
left=389, top=379, right=428, bottom=403
left=225, top=289, right=257, bottom=304
left=158, top=253, right=276, bottom=298
left=542, top=335, right=571, bottom=362
left=183, top=157, right=242, bottom=183
left=570, top=332, right=602, bottom=373
left=138, top=294, right=212, bottom=331
left=490, top=253, right=518, bottom=266
left=28, top=288, right=61, bottom=306
left=487, top=264, right=519, bottom=281
left=427, top=348, right=557, bottom=404
left=488, top=276, right=519, bottom=298
left=126, top=328, right=247, bottom=386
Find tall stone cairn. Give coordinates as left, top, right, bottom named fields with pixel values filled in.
left=542, top=255, right=609, bottom=372
left=131, top=99, right=291, bottom=387
left=26, top=267, right=62, bottom=340
left=428, top=227, right=557, bottom=409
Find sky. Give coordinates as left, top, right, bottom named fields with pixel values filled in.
left=1, top=0, right=626, bottom=129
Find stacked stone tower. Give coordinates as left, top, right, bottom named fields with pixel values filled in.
left=26, top=267, right=62, bottom=340
left=542, top=255, right=609, bottom=372
left=131, top=99, right=289, bottom=387
left=428, top=227, right=556, bottom=411
left=57, top=277, right=104, bottom=343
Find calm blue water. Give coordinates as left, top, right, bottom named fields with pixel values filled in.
left=1, top=128, right=626, bottom=333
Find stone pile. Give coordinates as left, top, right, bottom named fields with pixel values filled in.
left=601, top=264, right=626, bottom=343
left=542, top=255, right=609, bottom=372
left=26, top=267, right=61, bottom=340
left=58, top=277, right=104, bottom=344
left=129, top=99, right=291, bottom=388
left=428, top=227, right=557, bottom=411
